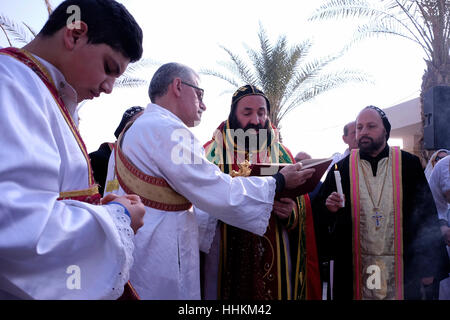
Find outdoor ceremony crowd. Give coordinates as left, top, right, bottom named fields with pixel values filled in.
left=0, top=0, right=449, bottom=300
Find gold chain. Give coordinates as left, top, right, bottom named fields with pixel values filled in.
left=360, top=155, right=390, bottom=210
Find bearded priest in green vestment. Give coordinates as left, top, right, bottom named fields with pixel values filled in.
left=200, top=85, right=322, bottom=300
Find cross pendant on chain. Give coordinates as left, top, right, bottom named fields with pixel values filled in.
left=372, top=208, right=383, bottom=228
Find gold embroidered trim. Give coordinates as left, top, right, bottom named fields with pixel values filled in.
left=59, top=185, right=99, bottom=198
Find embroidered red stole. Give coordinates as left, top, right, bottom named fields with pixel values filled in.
left=114, top=122, right=192, bottom=211
left=0, top=47, right=100, bottom=203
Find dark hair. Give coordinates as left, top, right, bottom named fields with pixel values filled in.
left=148, top=63, right=195, bottom=102
left=39, top=0, right=143, bottom=62
left=227, top=85, right=270, bottom=128
left=114, top=106, right=144, bottom=138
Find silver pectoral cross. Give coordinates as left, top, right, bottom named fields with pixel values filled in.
left=372, top=208, right=383, bottom=228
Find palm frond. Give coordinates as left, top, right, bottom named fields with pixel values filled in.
left=286, top=52, right=341, bottom=97
left=254, top=25, right=274, bottom=90
left=279, top=70, right=371, bottom=121
left=199, top=68, right=240, bottom=88
left=44, top=0, right=53, bottom=16
left=114, top=77, right=147, bottom=89
left=394, top=0, right=434, bottom=49
left=204, top=23, right=369, bottom=128
left=219, top=45, right=256, bottom=84
left=0, top=24, right=12, bottom=46
left=121, top=58, right=156, bottom=81
left=349, top=20, right=433, bottom=60
left=115, top=58, right=156, bottom=89
left=309, top=0, right=386, bottom=21
left=309, top=0, right=449, bottom=66
left=0, top=14, right=34, bottom=45
left=22, top=22, right=37, bottom=38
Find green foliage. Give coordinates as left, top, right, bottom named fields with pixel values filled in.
left=309, top=0, right=450, bottom=85
left=309, top=0, right=450, bottom=160
left=201, top=24, right=369, bottom=128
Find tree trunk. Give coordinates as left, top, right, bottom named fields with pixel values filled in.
left=417, top=59, right=450, bottom=167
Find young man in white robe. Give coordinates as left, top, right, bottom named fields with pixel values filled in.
left=0, top=0, right=146, bottom=299
left=104, top=62, right=315, bottom=299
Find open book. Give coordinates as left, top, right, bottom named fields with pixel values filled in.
left=250, top=158, right=332, bottom=199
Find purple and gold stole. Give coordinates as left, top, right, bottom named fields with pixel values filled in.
left=349, top=147, right=403, bottom=300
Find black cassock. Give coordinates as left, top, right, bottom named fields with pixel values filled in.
left=89, top=142, right=113, bottom=196
left=312, top=145, right=449, bottom=300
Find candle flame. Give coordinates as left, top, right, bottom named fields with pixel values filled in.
left=335, top=164, right=338, bottom=170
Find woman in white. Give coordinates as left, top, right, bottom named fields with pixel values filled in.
left=428, top=154, right=450, bottom=299
left=424, top=149, right=449, bottom=181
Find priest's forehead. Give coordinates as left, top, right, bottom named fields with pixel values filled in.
left=237, top=95, right=268, bottom=109
left=357, top=108, right=383, bottom=125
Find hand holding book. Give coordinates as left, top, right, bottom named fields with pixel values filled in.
left=250, top=158, right=332, bottom=199
left=280, top=162, right=315, bottom=189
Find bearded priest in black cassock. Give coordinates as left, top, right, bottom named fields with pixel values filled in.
left=313, top=106, right=449, bottom=300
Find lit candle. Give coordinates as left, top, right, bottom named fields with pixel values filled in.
left=334, top=164, right=345, bottom=207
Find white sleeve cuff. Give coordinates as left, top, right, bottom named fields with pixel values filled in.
left=104, top=204, right=135, bottom=299
left=195, top=207, right=218, bottom=254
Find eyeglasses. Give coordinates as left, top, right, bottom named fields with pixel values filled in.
left=435, top=155, right=448, bottom=162
left=181, top=81, right=204, bottom=103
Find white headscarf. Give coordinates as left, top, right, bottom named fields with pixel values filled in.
left=424, top=149, right=450, bottom=181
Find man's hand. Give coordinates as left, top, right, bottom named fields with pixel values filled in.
left=325, top=192, right=345, bottom=213
left=421, top=277, right=434, bottom=286
left=102, top=193, right=146, bottom=234
left=273, top=197, right=296, bottom=219
left=279, top=163, right=315, bottom=189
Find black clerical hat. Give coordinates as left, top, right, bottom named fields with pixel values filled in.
left=114, top=106, right=144, bottom=138
left=230, top=85, right=271, bottom=113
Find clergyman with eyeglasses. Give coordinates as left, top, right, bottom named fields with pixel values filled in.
left=103, top=62, right=315, bottom=299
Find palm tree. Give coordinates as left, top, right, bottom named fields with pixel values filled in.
left=0, top=0, right=51, bottom=46
left=0, top=14, right=37, bottom=46
left=309, top=0, right=450, bottom=163
left=0, top=1, right=149, bottom=89
left=201, top=24, right=369, bottom=130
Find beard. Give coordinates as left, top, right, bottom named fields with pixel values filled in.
left=358, top=134, right=385, bottom=155
left=228, top=112, right=269, bottom=132
left=228, top=112, right=271, bottom=152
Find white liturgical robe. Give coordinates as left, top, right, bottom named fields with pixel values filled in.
left=104, top=104, right=276, bottom=299
left=429, top=155, right=450, bottom=222
left=0, top=50, right=134, bottom=299
left=428, top=155, right=450, bottom=300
